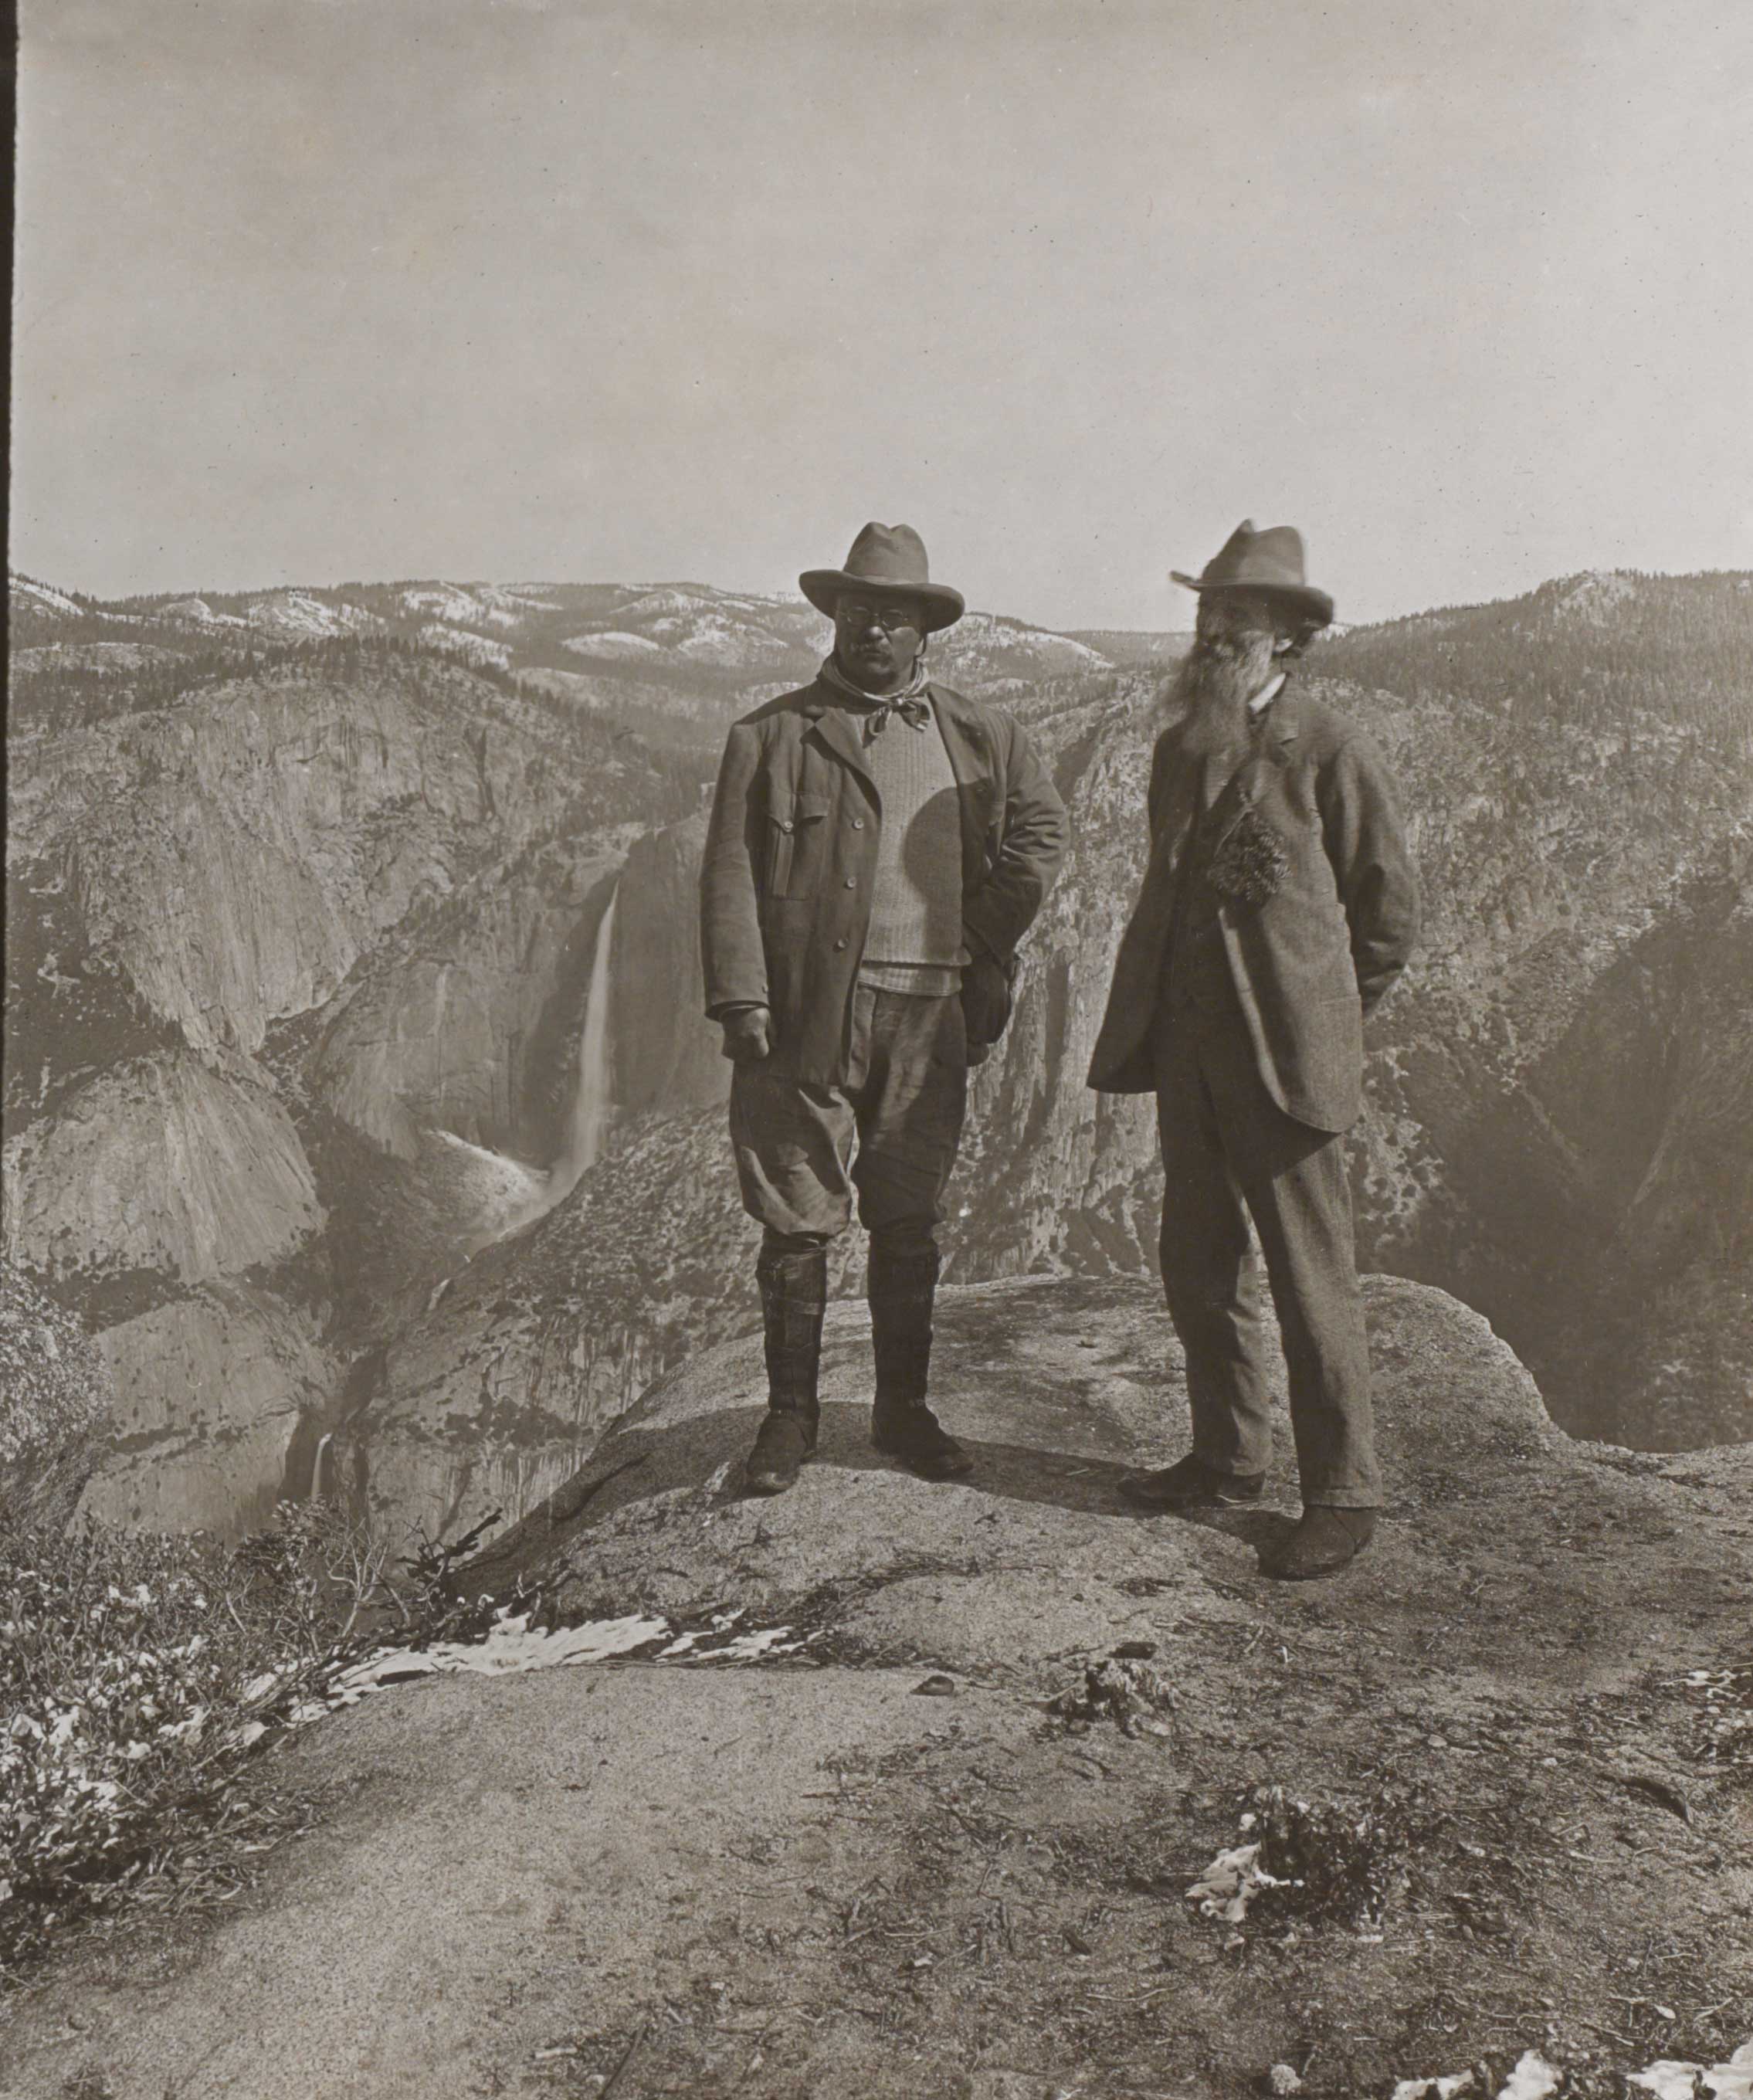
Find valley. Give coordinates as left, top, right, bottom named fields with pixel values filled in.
left=5, top=565, right=1749, bottom=1542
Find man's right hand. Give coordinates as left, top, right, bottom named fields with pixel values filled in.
left=720, top=1006, right=773, bottom=1064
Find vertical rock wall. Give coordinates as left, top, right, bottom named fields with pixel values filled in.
left=611, top=810, right=728, bottom=1117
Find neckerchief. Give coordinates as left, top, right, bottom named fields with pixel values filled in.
left=818, top=653, right=932, bottom=741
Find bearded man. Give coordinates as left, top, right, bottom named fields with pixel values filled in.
left=1087, top=522, right=1419, bottom=1579
left=701, top=522, right=1066, bottom=1496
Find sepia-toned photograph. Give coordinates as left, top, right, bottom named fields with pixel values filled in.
left=4, top=3, right=1750, bottom=2095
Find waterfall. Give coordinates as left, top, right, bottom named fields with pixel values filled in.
left=439, top=881, right=621, bottom=1251
left=546, top=886, right=619, bottom=1208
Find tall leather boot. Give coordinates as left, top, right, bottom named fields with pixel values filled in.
left=744, top=1246, right=827, bottom=1496
left=868, top=1243, right=972, bottom=1481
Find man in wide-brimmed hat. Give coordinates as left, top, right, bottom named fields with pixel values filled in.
left=1087, top=522, right=1419, bottom=1578
left=701, top=522, right=1066, bottom=1495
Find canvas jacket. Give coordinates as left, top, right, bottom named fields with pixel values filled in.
left=1086, top=684, right=1419, bottom=1130
left=700, top=674, right=1067, bottom=1086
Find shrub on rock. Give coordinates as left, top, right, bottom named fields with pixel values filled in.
left=0, top=1260, right=114, bottom=1533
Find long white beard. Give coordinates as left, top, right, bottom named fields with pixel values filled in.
left=1154, top=629, right=1280, bottom=768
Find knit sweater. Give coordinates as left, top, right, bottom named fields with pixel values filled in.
left=858, top=696, right=967, bottom=997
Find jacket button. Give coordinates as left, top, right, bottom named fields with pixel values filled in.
left=852, top=819, right=865, bottom=829
left=780, top=820, right=794, bottom=833
left=835, top=937, right=849, bottom=950
left=843, top=877, right=856, bottom=888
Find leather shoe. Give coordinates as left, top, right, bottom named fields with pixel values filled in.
left=744, top=1410, right=816, bottom=1495
left=1118, top=1454, right=1265, bottom=1511
left=1261, top=1506, right=1377, bottom=1579
left=872, top=1403, right=973, bottom=1481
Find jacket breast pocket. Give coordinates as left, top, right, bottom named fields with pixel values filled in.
left=765, top=796, right=831, bottom=899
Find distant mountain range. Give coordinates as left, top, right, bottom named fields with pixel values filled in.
left=5, top=565, right=1748, bottom=1541
left=9, top=572, right=1137, bottom=740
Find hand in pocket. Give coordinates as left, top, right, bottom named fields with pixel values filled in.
left=960, top=952, right=1012, bottom=1052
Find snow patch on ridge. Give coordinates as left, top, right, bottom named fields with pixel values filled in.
left=245, top=592, right=380, bottom=639
left=562, top=630, right=663, bottom=658
left=159, top=596, right=249, bottom=629
left=398, top=584, right=490, bottom=623
left=419, top=622, right=513, bottom=670
left=10, top=576, right=86, bottom=617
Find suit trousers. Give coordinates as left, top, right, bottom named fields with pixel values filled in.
left=730, top=982, right=968, bottom=1259
left=1150, top=998, right=1381, bottom=1508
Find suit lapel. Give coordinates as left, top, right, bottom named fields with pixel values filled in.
left=1266, top=684, right=1303, bottom=758
left=1205, top=684, right=1303, bottom=856
left=927, top=684, right=1000, bottom=894
left=801, top=684, right=876, bottom=792
left=927, top=684, right=990, bottom=793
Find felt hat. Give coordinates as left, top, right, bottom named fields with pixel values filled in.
left=1171, top=521, right=1334, bottom=628
left=799, top=522, right=966, bottom=633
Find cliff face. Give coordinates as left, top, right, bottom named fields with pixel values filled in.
left=305, top=840, right=626, bottom=1161
left=5, top=633, right=700, bottom=1534
left=2, top=1048, right=321, bottom=1293
left=1573, top=885, right=1753, bottom=1447
left=341, top=575, right=1751, bottom=1540
left=0, top=1040, right=333, bottom=1530
left=12, top=665, right=528, bottom=1059
left=610, top=810, right=730, bottom=1118
left=8, top=571, right=1747, bottom=1542
left=340, top=1107, right=757, bottom=1542
left=958, top=693, right=1751, bottom=1449
left=83, top=1286, right=335, bottom=1535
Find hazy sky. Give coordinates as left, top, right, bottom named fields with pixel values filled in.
left=12, top=0, right=1751, bottom=627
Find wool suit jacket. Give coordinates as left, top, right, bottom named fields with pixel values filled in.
left=1086, top=684, right=1419, bottom=1131
left=700, top=675, right=1067, bottom=1087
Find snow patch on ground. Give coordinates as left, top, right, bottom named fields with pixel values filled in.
left=1627, top=2044, right=1753, bottom=2099
left=1185, top=1840, right=1279, bottom=1922
left=334, top=1612, right=673, bottom=1692
left=1389, top=2041, right=1753, bottom=2100
left=327, top=1609, right=809, bottom=1703
left=235, top=1607, right=814, bottom=1745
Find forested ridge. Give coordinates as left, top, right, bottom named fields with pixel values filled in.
left=1323, top=571, right=1753, bottom=753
